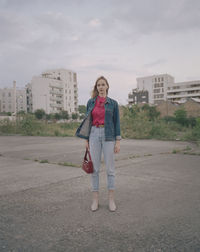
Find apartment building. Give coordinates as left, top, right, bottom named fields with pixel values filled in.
left=136, top=74, right=175, bottom=105
left=30, top=69, right=78, bottom=114
left=0, top=81, right=27, bottom=114
left=167, top=80, right=200, bottom=103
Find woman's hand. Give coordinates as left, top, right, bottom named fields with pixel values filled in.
left=114, top=140, right=120, bottom=153
left=85, top=140, right=89, bottom=149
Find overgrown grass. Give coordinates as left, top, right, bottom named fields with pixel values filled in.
left=1, top=107, right=200, bottom=142
left=120, top=105, right=200, bottom=142
left=0, top=115, right=79, bottom=137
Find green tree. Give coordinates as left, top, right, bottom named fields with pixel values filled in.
left=17, top=110, right=26, bottom=115
left=46, top=113, right=54, bottom=120
left=78, top=105, right=87, bottom=114
left=54, top=113, right=62, bottom=120
left=142, top=104, right=160, bottom=121
left=174, top=109, right=187, bottom=126
left=61, top=110, right=69, bottom=120
left=34, top=109, right=46, bottom=120
left=72, top=113, right=78, bottom=120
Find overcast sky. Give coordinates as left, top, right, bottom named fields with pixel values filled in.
left=0, top=0, right=200, bottom=105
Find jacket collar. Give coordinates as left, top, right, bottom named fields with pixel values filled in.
left=91, top=96, right=111, bottom=104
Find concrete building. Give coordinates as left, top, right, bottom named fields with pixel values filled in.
left=0, top=81, right=27, bottom=114
left=128, top=89, right=148, bottom=105
left=167, top=80, right=200, bottom=103
left=136, top=74, right=175, bottom=105
left=30, top=69, right=78, bottom=114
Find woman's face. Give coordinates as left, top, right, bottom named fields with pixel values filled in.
left=96, top=79, right=108, bottom=97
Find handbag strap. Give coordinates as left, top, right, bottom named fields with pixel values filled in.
left=84, top=148, right=92, bottom=161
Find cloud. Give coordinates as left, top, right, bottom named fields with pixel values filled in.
left=88, top=18, right=101, bottom=27
left=143, top=59, right=167, bottom=68
left=1, top=0, right=200, bottom=104
left=99, top=0, right=200, bottom=43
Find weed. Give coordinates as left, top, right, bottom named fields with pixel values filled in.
left=40, top=159, right=49, bottom=163
left=58, top=162, right=80, bottom=167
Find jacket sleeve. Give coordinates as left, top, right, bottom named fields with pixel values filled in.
left=86, top=99, right=91, bottom=114
left=113, top=101, right=121, bottom=140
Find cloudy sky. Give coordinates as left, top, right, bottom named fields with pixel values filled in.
left=0, top=0, right=200, bottom=105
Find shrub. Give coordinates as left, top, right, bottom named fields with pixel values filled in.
left=149, top=122, right=176, bottom=140
left=0, top=119, right=16, bottom=134
left=72, top=113, right=78, bottom=120
left=34, top=109, right=46, bottom=120
left=174, top=109, right=187, bottom=126
left=141, top=104, right=160, bottom=121
left=187, top=117, right=196, bottom=128
left=18, top=114, right=41, bottom=135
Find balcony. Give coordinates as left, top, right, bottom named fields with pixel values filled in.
left=49, top=84, right=63, bottom=89
left=128, top=98, right=134, bottom=102
left=167, top=86, right=200, bottom=93
left=50, top=96, right=63, bottom=102
left=50, top=103, right=63, bottom=108
left=50, top=90, right=63, bottom=95
left=167, top=93, right=200, bottom=99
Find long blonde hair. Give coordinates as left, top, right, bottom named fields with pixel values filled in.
left=91, top=76, right=109, bottom=98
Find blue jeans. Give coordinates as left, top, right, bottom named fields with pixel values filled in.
left=89, top=126, right=115, bottom=192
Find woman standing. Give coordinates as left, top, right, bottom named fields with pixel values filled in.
left=76, top=76, right=121, bottom=212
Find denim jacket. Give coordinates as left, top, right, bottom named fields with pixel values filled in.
left=76, top=96, right=121, bottom=141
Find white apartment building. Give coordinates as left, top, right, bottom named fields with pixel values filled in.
left=167, top=80, right=200, bottom=103
left=0, top=81, right=27, bottom=114
left=30, top=69, right=78, bottom=114
left=136, top=74, right=175, bottom=105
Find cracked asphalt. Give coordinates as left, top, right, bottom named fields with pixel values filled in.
left=0, top=136, right=200, bottom=252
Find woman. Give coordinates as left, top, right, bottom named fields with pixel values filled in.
left=76, top=76, right=121, bottom=212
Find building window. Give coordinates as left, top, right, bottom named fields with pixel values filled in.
left=8, top=92, right=11, bottom=97
left=153, top=89, right=160, bottom=93
left=155, top=78, right=157, bottom=82
left=73, top=73, right=77, bottom=82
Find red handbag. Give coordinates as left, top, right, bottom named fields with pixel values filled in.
left=82, top=148, right=94, bottom=174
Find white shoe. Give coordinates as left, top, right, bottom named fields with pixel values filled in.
left=109, top=199, right=116, bottom=212
left=91, top=200, right=99, bottom=211
left=108, top=190, right=117, bottom=212
left=91, top=192, right=99, bottom=211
